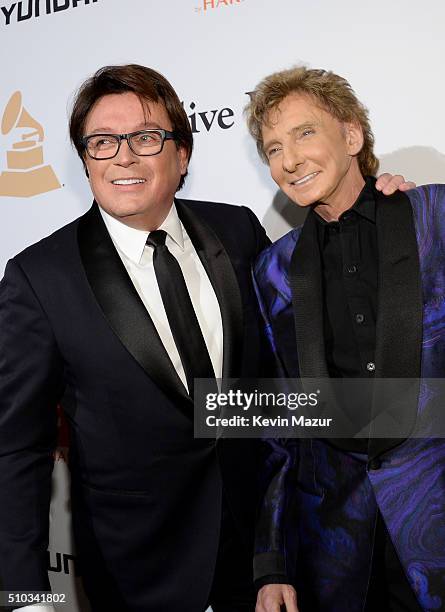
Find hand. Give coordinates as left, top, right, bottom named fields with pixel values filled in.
left=375, top=172, right=416, bottom=195
left=256, top=583, right=299, bottom=612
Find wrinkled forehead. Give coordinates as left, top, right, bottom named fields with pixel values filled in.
left=263, top=92, right=331, bottom=129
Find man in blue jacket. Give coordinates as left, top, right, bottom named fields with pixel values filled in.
left=247, top=66, right=444, bottom=611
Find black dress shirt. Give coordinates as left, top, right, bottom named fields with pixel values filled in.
left=315, top=177, right=378, bottom=453
left=316, top=177, right=378, bottom=379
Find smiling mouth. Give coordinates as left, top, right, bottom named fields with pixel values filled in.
left=111, top=178, right=146, bottom=185
left=290, top=172, right=319, bottom=186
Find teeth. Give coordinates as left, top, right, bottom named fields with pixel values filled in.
left=112, top=179, right=145, bottom=185
left=293, top=172, right=318, bottom=185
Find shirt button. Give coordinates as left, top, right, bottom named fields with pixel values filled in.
left=366, top=362, right=376, bottom=372
left=355, top=313, right=365, bottom=324
left=346, top=265, right=358, bottom=274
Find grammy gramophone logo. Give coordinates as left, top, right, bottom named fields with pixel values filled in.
left=0, top=91, right=61, bottom=197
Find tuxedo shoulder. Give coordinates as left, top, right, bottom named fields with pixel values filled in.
left=177, top=197, right=253, bottom=218
left=254, top=228, right=301, bottom=281
left=176, top=198, right=266, bottom=250
left=11, top=214, right=82, bottom=272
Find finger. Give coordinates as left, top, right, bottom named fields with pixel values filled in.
left=256, top=602, right=280, bottom=612
left=266, top=599, right=282, bottom=612
left=398, top=181, right=416, bottom=191
left=382, top=175, right=406, bottom=195
left=256, top=595, right=281, bottom=612
left=375, top=172, right=392, bottom=191
left=283, top=587, right=299, bottom=612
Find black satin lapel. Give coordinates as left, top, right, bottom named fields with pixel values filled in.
left=77, top=203, right=191, bottom=409
left=369, top=190, right=423, bottom=458
left=176, top=200, right=243, bottom=381
left=289, top=210, right=329, bottom=378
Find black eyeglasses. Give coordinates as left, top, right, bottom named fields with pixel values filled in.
left=82, top=129, right=177, bottom=160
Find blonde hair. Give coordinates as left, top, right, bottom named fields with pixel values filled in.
left=245, top=65, right=379, bottom=176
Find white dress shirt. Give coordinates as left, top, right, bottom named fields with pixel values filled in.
left=15, top=204, right=224, bottom=612
left=99, top=202, right=223, bottom=390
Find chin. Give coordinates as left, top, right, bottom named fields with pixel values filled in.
left=285, top=192, right=318, bottom=207
left=283, top=184, right=322, bottom=207
left=296, top=198, right=317, bottom=207
left=112, top=200, right=147, bottom=216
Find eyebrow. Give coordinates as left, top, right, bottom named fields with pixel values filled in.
left=287, top=121, right=318, bottom=136
left=87, top=121, right=165, bottom=135
left=263, top=121, right=318, bottom=152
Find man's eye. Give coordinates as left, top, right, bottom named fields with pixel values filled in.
left=267, top=147, right=281, bottom=158
left=91, top=137, right=115, bottom=149
left=301, top=129, right=314, bottom=137
left=137, top=132, right=162, bottom=145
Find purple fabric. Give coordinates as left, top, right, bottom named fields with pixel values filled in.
left=254, top=185, right=445, bottom=611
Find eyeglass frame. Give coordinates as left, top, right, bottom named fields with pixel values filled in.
left=81, top=128, right=178, bottom=160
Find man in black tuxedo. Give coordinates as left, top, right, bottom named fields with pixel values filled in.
left=0, top=64, right=271, bottom=612
left=0, top=64, right=410, bottom=612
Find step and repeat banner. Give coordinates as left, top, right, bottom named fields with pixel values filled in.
left=1, top=0, right=445, bottom=609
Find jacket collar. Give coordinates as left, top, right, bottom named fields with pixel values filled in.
left=175, top=198, right=243, bottom=383
left=77, top=200, right=243, bottom=413
left=368, top=188, right=422, bottom=458
left=288, top=187, right=422, bottom=456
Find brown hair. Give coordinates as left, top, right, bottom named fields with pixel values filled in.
left=69, top=64, right=193, bottom=190
left=245, top=65, right=379, bottom=176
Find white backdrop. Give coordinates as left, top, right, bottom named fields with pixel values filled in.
left=1, top=0, right=445, bottom=609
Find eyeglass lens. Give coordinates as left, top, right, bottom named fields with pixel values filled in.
left=86, top=130, right=164, bottom=159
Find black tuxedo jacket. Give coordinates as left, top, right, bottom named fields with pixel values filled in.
left=0, top=198, right=270, bottom=611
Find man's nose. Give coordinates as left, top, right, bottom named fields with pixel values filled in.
left=114, top=138, right=138, bottom=165
left=282, top=146, right=304, bottom=173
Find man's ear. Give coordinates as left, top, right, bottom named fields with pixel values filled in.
left=82, top=155, right=90, bottom=179
left=178, top=145, right=189, bottom=176
left=344, top=122, right=364, bottom=156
